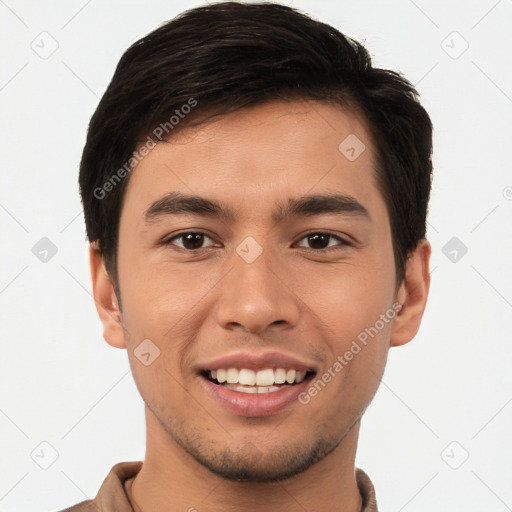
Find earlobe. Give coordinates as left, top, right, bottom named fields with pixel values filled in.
left=390, top=239, right=431, bottom=347
left=89, top=242, right=126, bottom=349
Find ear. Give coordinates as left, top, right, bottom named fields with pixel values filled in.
left=390, top=239, right=431, bottom=347
left=89, top=242, right=126, bottom=349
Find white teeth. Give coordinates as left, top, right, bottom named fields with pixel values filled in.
left=223, top=383, right=291, bottom=394
left=208, top=367, right=310, bottom=386
left=285, top=369, right=296, bottom=384
left=274, top=368, right=287, bottom=384
left=295, top=371, right=306, bottom=383
left=226, top=368, right=239, bottom=384
left=256, top=368, right=274, bottom=386
left=238, top=369, right=256, bottom=386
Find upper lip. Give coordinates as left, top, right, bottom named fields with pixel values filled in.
left=195, top=350, right=318, bottom=374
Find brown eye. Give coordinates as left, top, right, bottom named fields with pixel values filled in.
left=296, top=233, right=347, bottom=250
left=165, top=232, right=216, bottom=250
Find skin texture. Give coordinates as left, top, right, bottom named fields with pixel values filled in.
left=90, top=100, right=431, bottom=512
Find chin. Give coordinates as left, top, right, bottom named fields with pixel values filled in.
left=177, top=430, right=340, bottom=483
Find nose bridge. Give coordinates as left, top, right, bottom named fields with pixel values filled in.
left=215, top=237, right=300, bottom=333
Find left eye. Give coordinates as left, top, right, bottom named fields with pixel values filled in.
left=295, top=233, right=347, bottom=250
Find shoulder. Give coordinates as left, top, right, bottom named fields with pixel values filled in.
left=57, top=500, right=97, bottom=512
left=356, top=467, right=379, bottom=512
left=55, top=461, right=143, bottom=512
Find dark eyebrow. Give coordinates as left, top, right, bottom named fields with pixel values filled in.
left=144, top=191, right=370, bottom=224
left=145, top=192, right=236, bottom=222
left=271, top=193, right=370, bottom=223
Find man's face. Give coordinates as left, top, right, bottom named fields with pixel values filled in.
left=113, top=100, right=401, bottom=481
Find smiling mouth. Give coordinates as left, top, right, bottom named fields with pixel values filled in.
left=201, top=367, right=316, bottom=394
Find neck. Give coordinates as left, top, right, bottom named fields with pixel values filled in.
left=128, top=406, right=363, bottom=512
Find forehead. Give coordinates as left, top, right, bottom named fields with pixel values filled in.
left=121, top=99, right=383, bottom=223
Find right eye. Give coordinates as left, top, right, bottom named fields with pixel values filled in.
left=163, top=231, right=219, bottom=251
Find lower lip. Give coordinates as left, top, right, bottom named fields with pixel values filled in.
left=199, top=375, right=312, bottom=417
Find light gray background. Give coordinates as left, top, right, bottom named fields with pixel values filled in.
left=1, top=1, right=511, bottom=511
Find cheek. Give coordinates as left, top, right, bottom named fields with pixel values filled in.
left=303, top=315, right=392, bottom=426
left=117, top=258, right=227, bottom=372
left=300, top=258, right=395, bottom=340
left=118, top=265, right=203, bottom=406
left=300, top=253, right=396, bottom=411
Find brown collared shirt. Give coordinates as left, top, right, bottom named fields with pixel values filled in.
left=58, top=461, right=378, bottom=511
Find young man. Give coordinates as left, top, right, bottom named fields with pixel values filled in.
left=64, top=2, right=432, bottom=511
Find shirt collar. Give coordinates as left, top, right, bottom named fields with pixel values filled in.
left=91, top=461, right=378, bottom=511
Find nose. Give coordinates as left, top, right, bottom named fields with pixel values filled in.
left=214, top=243, right=301, bottom=335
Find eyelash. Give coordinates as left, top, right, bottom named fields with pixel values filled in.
left=163, top=231, right=351, bottom=251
